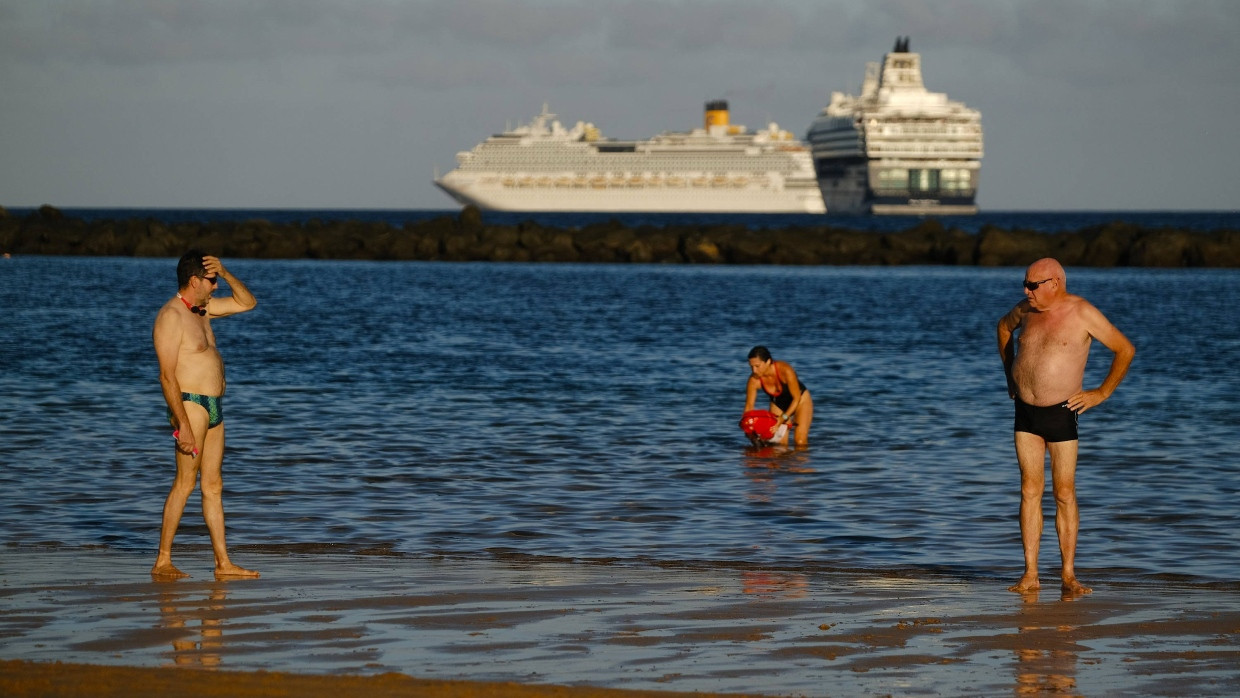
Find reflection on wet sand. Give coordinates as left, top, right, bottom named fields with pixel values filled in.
left=4, top=549, right=1239, bottom=696
left=1014, top=645, right=1078, bottom=696
left=1012, top=591, right=1082, bottom=697
left=158, top=584, right=228, bottom=668
left=740, top=570, right=809, bottom=599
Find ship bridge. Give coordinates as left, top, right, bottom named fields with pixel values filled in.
left=806, top=37, right=984, bottom=215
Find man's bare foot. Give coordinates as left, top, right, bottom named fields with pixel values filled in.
left=214, top=564, right=260, bottom=580
left=1061, top=577, right=1092, bottom=596
left=151, top=563, right=190, bottom=580
left=1007, top=575, right=1040, bottom=593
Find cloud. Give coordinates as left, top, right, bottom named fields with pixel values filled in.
left=1, top=0, right=1237, bottom=209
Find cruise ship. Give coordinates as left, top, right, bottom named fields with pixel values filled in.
left=806, top=37, right=983, bottom=215
left=434, top=101, right=826, bottom=213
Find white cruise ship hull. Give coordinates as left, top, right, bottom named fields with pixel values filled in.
left=435, top=177, right=826, bottom=213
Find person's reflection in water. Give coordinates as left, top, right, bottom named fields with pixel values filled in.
left=1011, top=591, right=1082, bottom=696
left=741, top=570, right=809, bottom=599
left=741, top=445, right=815, bottom=503
left=158, top=584, right=228, bottom=667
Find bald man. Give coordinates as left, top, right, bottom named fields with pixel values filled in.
left=997, top=258, right=1135, bottom=596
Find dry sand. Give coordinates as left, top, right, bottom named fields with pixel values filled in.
left=1, top=547, right=1238, bottom=696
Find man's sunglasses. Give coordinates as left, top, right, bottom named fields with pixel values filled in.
left=199, top=274, right=219, bottom=285
left=1023, top=278, right=1052, bottom=291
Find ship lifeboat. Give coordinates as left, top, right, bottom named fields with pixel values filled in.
left=732, top=176, right=749, bottom=187
left=537, top=176, right=553, bottom=187
left=590, top=177, right=607, bottom=189
left=691, top=177, right=708, bottom=188
left=573, top=177, right=588, bottom=188
left=502, top=177, right=516, bottom=187
left=555, top=177, right=572, bottom=188
left=667, top=176, right=685, bottom=187
left=712, top=175, right=729, bottom=187
left=628, top=175, right=644, bottom=187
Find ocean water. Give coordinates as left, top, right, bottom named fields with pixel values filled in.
left=1, top=256, right=1237, bottom=587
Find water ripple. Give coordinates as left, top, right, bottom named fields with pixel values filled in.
left=1, top=258, right=1238, bottom=584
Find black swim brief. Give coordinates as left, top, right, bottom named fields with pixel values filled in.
left=167, top=393, right=223, bottom=429
left=1013, top=397, right=1078, bottom=442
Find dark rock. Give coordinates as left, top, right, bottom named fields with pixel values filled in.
left=766, top=228, right=833, bottom=265
left=440, top=225, right=478, bottom=260
left=528, top=230, right=579, bottom=262
left=717, top=227, right=775, bottom=263
left=635, top=227, right=682, bottom=263
left=516, top=221, right=551, bottom=250
left=132, top=221, right=182, bottom=257
left=459, top=205, right=484, bottom=231
left=304, top=222, right=366, bottom=259
left=975, top=226, right=1053, bottom=267
left=1128, top=229, right=1195, bottom=268
left=575, top=225, right=635, bottom=263
left=684, top=233, right=724, bottom=264
left=624, top=240, right=652, bottom=262
left=880, top=222, right=973, bottom=265
left=4, top=206, right=1238, bottom=267
left=808, top=228, right=877, bottom=265
left=248, top=222, right=309, bottom=259
left=1077, top=222, right=1137, bottom=267
left=1194, top=230, right=1240, bottom=267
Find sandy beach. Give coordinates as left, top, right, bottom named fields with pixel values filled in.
left=1, top=547, right=1238, bottom=696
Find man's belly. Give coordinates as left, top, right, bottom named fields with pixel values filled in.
left=176, top=356, right=226, bottom=396
left=1012, top=353, right=1083, bottom=406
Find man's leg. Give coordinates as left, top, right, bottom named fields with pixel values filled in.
left=1009, top=431, right=1047, bottom=592
left=199, top=423, right=259, bottom=579
left=152, top=405, right=209, bottom=579
left=1048, top=439, right=1090, bottom=595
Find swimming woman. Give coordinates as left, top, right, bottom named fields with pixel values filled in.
left=743, top=346, right=813, bottom=446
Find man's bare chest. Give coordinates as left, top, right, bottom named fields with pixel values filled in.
left=181, top=322, right=218, bottom=355
left=1019, top=314, right=1088, bottom=352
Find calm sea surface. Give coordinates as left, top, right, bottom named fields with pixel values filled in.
left=1, top=256, right=1237, bottom=586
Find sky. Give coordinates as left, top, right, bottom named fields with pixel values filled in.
left=1, top=0, right=1237, bottom=212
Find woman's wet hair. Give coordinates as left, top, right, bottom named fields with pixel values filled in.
left=747, top=346, right=772, bottom=362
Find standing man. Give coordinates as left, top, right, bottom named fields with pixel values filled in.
left=151, top=250, right=260, bottom=580
left=997, top=258, right=1134, bottom=595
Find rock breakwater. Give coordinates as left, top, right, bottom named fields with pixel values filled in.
left=3, top=204, right=1238, bottom=267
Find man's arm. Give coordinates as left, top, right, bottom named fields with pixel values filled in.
left=996, top=303, right=1026, bottom=398
left=153, top=306, right=196, bottom=455
left=202, top=256, right=257, bottom=317
left=1066, top=303, right=1135, bottom=414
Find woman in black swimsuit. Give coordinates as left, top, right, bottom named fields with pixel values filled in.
left=743, top=345, right=813, bottom=446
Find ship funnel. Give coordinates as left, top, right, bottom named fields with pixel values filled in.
left=704, top=100, right=729, bottom=130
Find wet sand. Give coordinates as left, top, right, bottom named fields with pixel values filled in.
left=2, top=547, right=1238, bottom=696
